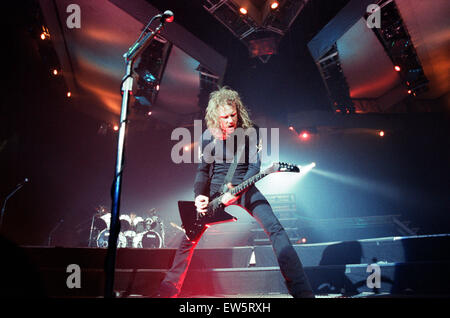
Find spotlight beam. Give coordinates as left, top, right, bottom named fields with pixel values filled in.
left=298, top=162, right=316, bottom=176
left=311, top=168, right=402, bottom=201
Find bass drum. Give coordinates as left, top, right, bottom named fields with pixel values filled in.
left=99, top=213, right=111, bottom=229
left=133, top=230, right=162, bottom=249
left=119, top=214, right=132, bottom=232
left=96, top=229, right=127, bottom=248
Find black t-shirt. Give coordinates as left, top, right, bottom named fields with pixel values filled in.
left=194, top=126, right=261, bottom=198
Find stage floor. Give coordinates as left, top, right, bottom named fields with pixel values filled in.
left=5, top=234, right=449, bottom=298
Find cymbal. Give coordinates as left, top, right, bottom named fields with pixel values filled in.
left=146, top=208, right=157, bottom=215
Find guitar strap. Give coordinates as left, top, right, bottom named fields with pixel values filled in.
left=222, top=142, right=245, bottom=192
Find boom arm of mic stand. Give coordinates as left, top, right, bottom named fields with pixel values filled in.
left=123, top=22, right=165, bottom=63
left=0, top=183, right=25, bottom=233
left=104, top=20, right=167, bottom=299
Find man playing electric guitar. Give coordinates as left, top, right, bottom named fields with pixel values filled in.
left=157, top=86, right=314, bottom=298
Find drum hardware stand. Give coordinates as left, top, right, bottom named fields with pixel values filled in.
left=0, top=178, right=29, bottom=233
left=160, top=221, right=166, bottom=247
left=47, top=219, right=64, bottom=246
left=104, top=12, right=172, bottom=298
left=88, top=214, right=97, bottom=247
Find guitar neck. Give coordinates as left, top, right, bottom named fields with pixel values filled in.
left=204, top=162, right=298, bottom=214
left=209, top=169, right=270, bottom=210
left=230, top=170, right=269, bottom=196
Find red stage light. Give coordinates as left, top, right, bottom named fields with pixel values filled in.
left=379, top=130, right=385, bottom=137
left=394, top=65, right=401, bottom=72
left=299, top=132, right=309, bottom=140
left=289, top=126, right=294, bottom=131
left=113, top=125, right=119, bottom=131
left=270, top=2, right=279, bottom=9
left=66, top=91, right=72, bottom=98
left=239, top=7, right=248, bottom=14
left=165, top=16, right=174, bottom=23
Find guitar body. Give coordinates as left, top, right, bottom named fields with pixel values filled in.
left=178, top=201, right=237, bottom=241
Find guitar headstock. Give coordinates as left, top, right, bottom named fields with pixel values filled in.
left=266, top=162, right=300, bottom=173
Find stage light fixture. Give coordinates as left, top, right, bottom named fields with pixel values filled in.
left=165, top=15, right=174, bottom=23
left=299, top=162, right=316, bottom=176
left=66, top=91, right=72, bottom=98
left=133, top=38, right=170, bottom=111
left=394, top=65, right=401, bottom=72
left=379, top=130, right=385, bottom=137
left=299, top=132, right=309, bottom=140
left=141, top=70, right=157, bottom=84
left=52, top=69, right=58, bottom=76
left=289, top=126, right=294, bottom=131
left=204, top=0, right=308, bottom=63
left=40, top=26, right=50, bottom=40
left=113, top=125, right=119, bottom=131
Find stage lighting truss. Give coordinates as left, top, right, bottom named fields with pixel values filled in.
left=317, top=45, right=355, bottom=115
left=28, top=5, right=70, bottom=97
left=132, top=35, right=172, bottom=113
left=367, top=0, right=429, bottom=96
left=203, top=0, right=309, bottom=63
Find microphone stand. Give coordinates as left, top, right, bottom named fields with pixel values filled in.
left=0, top=181, right=27, bottom=233
left=104, top=17, right=169, bottom=298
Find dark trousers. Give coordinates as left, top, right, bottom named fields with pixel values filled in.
left=158, top=184, right=313, bottom=297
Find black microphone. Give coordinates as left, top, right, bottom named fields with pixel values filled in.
left=156, top=10, right=174, bottom=23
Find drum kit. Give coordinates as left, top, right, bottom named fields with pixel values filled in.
left=89, top=206, right=165, bottom=249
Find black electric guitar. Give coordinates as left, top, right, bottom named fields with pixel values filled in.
left=178, top=162, right=300, bottom=241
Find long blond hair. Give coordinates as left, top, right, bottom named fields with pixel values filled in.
left=205, top=86, right=253, bottom=139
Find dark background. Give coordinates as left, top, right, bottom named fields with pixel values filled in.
left=1, top=0, right=449, bottom=247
